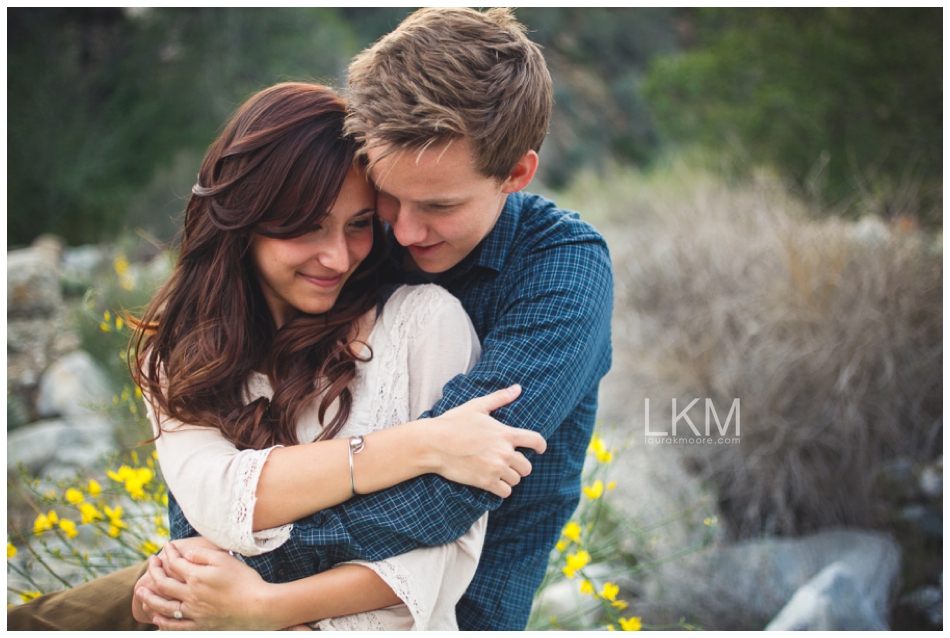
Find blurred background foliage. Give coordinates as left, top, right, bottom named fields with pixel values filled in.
left=8, top=7, right=943, bottom=247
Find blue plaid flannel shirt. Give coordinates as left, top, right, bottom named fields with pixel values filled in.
left=169, top=190, right=614, bottom=630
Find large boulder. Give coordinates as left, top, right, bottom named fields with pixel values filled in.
left=765, top=562, right=890, bottom=630
left=36, top=351, right=114, bottom=418
left=7, top=415, right=114, bottom=476
left=7, top=235, right=64, bottom=318
left=633, top=528, right=900, bottom=630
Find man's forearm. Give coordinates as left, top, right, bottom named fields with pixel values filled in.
left=243, top=473, right=497, bottom=581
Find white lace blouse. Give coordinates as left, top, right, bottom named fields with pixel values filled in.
left=148, top=284, right=486, bottom=630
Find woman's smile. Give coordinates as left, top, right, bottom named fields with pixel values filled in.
left=298, top=272, right=343, bottom=289
left=250, top=167, right=376, bottom=328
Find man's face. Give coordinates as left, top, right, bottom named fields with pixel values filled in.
left=367, top=138, right=513, bottom=274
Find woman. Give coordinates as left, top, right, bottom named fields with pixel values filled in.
left=126, top=82, right=544, bottom=630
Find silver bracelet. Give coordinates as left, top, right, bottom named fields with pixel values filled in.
left=348, top=435, right=365, bottom=496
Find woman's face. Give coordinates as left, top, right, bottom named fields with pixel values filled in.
left=250, top=167, right=376, bottom=329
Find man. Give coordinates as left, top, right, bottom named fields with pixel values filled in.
left=9, top=8, right=611, bottom=631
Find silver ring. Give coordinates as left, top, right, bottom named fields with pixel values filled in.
left=173, top=610, right=183, bottom=620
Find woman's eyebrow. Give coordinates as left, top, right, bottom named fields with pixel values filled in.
left=351, top=207, right=375, bottom=218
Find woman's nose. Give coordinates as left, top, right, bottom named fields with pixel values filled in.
left=316, top=230, right=351, bottom=272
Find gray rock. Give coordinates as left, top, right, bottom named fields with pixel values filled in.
left=919, top=456, right=942, bottom=499
left=7, top=416, right=115, bottom=476
left=7, top=241, right=63, bottom=318
left=765, top=562, right=889, bottom=630
left=36, top=351, right=113, bottom=418
left=60, top=244, right=106, bottom=287
left=635, top=528, right=900, bottom=630
left=900, top=581, right=943, bottom=627
left=7, top=419, right=77, bottom=475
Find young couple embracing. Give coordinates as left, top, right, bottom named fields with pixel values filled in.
left=9, top=7, right=613, bottom=631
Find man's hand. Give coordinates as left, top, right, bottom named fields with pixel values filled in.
left=135, top=541, right=278, bottom=630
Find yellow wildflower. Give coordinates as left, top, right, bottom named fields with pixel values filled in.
left=601, top=582, right=620, bottom=601
left=64, top=488, right=84, bottom=505
left=588, top=433, right=606, bottom=455
left=43, top=490, right=56, bottom=500
left=556, top=540, right=567, bottom=552
left=619, top=617, right=642, bottom=631
left=140, top=540, right=160, bottom=555
left=113, top=395, right=119, bottom=405
left=114, top=255, right=129, bottom=277
left=597, top=450, right=613, bottom=463
left=103, top=505, right=127, bottom=536
left=7, top=543, right=17, bottom=559
left=58, top=519, right=78, bottom=539
left=583, top=480, right=605, bottom=499
left=607, top=625, right=615, bottom=631
left=561, top=550, right=591, bottom=579
left=136, top=387, right=144, bottom=399
left=579, top=580, right=595, bottom=595
left=612, top=600, right=629, bottom=610
left=103, top=310, right=111, bottom=322
left=607, top=481, right=617, bottom=490
left=115, top=316, right=124, bottom=331
left=131, top=450, right=139, bottom=464
left=562, top=521, right=582, bottom=544
left=34, top=511, right=59, bottom=535
left=87, top=480, right=102, bottom=498
left=107, top=466, right=152, bottom=500
left=161, top=493, right=168, bottom=507
left=79, top=503, right=103, bottom=525
left=20, top=591, right=41, bottom=602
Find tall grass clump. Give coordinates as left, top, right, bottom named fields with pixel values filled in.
left=565, top=158, right=942, bottom=539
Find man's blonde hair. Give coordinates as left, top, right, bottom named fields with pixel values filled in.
left=345, top=7, right=553, bottom=180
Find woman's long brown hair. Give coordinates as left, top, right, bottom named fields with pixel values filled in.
left=130, top=83, right=386, bottom=451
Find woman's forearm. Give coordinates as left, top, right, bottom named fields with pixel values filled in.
left=261, top=564, right=401, bottom=629
left=253, top=420, right=438, bottom=530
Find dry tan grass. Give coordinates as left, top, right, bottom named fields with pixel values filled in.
left=568, top=160, right=942, bottom=539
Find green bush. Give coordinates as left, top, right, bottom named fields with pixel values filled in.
left=643, top=8, right=942, bottom=223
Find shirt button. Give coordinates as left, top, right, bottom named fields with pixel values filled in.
left=276, top=568, right=288, bottom=580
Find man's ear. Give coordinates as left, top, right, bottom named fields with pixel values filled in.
left=500, top=150, right=540, bottom=194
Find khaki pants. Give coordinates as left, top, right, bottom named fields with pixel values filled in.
left=7, top=562, right=154, bottom=631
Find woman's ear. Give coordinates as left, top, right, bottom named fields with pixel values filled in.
left=500, top=150, right=540, bottom=194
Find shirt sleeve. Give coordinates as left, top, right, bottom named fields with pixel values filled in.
left=251, top=240, right=613, bottom=579
left=148, top=394, right=293, bottom=556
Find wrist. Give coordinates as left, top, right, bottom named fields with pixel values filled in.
left=408, top=418, right=444, bottom=476
left=251, top=580, right=285, bottom=631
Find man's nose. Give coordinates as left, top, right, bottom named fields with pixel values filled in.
left=390, top=208, right=427, bottom=247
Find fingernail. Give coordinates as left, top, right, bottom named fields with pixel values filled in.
left=509, top=384, right=521, bottom=393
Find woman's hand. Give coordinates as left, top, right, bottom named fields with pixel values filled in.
left=132, top=535, right=225, bottom=626
left=425, top=384, right=547, bottom=497
left=135, top=541, right=278, bottom=631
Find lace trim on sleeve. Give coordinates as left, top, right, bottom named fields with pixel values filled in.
left=313, top=610, right=387, bottom=631
left=228, top=445, right=293, bottom=556
left=314, top=557, right=427, bottom=631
